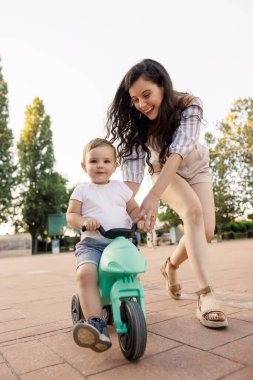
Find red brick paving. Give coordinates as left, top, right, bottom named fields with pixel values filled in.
left=0, top=240, right=252, bottom=379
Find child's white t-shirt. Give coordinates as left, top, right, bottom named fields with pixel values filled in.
left=70, top=180, right=133, bottom=241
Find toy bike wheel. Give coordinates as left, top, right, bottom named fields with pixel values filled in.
left=71, top=294, right=84, bottom=325
left=103, top=305, right=114, bottom=325
left=118, top=301, right=147, bottom=361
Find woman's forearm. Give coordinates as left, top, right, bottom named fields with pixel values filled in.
left=150, top=153, right=182, bottom=198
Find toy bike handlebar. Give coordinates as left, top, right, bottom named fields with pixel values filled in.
left=82, top=224, right=137, bottom=239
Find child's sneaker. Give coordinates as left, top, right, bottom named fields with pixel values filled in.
left=73, top=318, right=112, bottom=352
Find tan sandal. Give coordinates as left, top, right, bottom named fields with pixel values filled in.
left=196, top=286, right=228, bottom=328
left=160, top=257, right=181, bottom=300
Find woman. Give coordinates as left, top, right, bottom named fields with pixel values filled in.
left=106, top=58, right=228, bottom=328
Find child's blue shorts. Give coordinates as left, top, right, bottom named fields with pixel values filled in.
left=75, top=237, right=112, bottom=269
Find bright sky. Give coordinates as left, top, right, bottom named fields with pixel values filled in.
left=1, top=0, right=253, bottom=233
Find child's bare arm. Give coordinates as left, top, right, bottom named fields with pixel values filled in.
left=126, top=197, right=145, bottom=230
left=66, top=199, right=84, bottom=229
left=66, top=199, right=100, bottom=231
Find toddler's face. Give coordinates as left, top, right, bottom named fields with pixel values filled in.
left=82, top=145, right=117, bottom=184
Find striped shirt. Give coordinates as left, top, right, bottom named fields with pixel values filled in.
left=122, top=98, right=203, bottom=183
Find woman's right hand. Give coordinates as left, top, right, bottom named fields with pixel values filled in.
left=82, top=218, right=101, bottom=231
left=134, top=191, right=160, bottom=232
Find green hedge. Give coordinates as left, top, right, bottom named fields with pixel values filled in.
left=221, top=230, right=252, bottom=240
left=218, top=221, right=253, bottom=233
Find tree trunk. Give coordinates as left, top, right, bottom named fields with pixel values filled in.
left=31, top=232, right=38, bottom=255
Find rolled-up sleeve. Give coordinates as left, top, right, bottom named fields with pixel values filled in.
left=169, top=99, right=203, bottom=158
left=121, top=146, right=146, bottom=183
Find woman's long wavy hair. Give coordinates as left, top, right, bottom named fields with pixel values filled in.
left=106, top=59, right=197, bottom=174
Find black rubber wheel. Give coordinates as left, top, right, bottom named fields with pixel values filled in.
left=103, top=305, right=114, bottom=325
left=118, top=301, right=147, bottom=361
left=71, top=294, right=84, bottom=325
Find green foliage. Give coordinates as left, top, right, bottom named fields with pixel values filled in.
left=219, top=220, right=253, bottom=233
left=158, top=200, right=182, bottom=226
left=17, top=97, right=69, bottom=254
left=205, top=98, right=253, bottom=223
left=0, top=58, right=15, bottom=223
left=18, top=97, right=54, bottom=181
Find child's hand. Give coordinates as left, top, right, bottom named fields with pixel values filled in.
left=137, top=220, right=145, bottom=231
left=82, top=218, right=101, bottom=231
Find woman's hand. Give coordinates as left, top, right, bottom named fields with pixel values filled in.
left=133, top=154, right=181, bottom=231
left=134, top=192, right=160, bottom=232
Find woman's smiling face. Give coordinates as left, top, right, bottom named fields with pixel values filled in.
left=129, top=76, right=164, bottom=120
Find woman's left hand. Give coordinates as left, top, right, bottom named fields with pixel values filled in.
left=134, top=192, right=160, bottom=232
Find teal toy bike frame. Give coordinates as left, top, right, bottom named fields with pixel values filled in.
left=71, top=225, right=147, bottom=361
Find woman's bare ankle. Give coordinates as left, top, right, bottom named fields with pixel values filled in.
left=166, top=258, right=179, bottom=284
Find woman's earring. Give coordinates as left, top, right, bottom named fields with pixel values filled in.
left=130, top=100, right=134, bottom=107
left=139, top=112, right=142, bottom=119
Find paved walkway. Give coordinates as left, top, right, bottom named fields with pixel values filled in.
left=0, top=240, right=252, bottom=380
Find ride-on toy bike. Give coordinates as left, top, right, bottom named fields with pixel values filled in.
left=71, top=225, right=147, bottom=361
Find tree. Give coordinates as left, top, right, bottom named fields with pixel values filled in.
left=17, top=97, right=69, bottom=254
left=205, top=98, right=253, bottom=223
left=0, top=58, right=15, bottom=224
left=205, top=131, right=239, bottom=224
